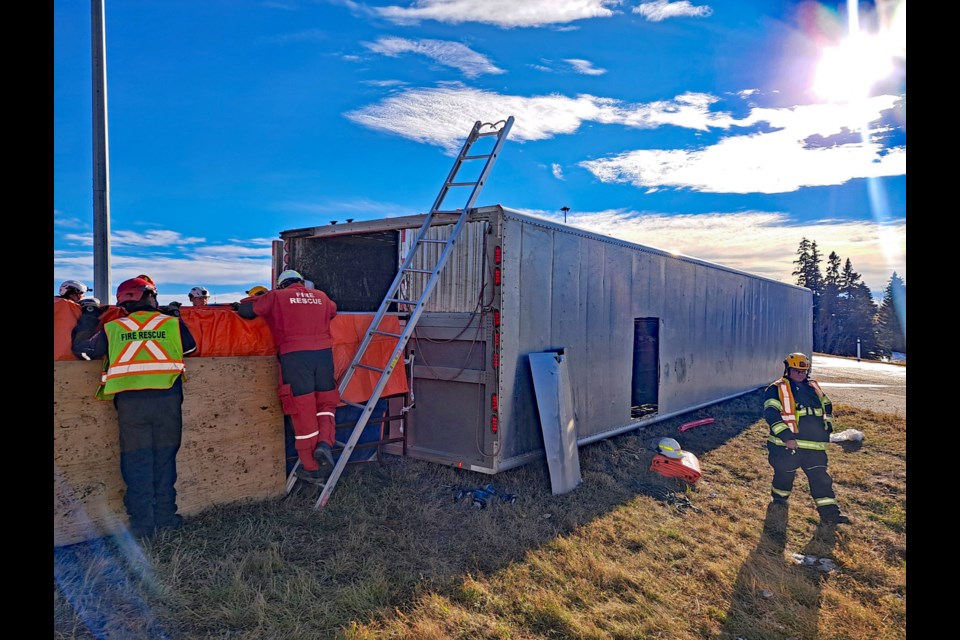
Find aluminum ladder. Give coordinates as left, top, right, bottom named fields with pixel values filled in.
left=289, top=116, right=515, bottom=508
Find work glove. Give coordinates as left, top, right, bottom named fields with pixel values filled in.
left=159, top=304, right=181, bottom=318
left=79, top=298, right=104, bottom=317
left=230, top=302, right=241, bottom=311
left=167, top=301, right=182, bottom=309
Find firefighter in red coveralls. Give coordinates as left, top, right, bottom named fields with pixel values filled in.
left=762, top=352, right=850, bottom=525
left=236, top=270, right=340, bottom=483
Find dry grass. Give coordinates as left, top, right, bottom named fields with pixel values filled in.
left=54, top=391, right=906, bottom=639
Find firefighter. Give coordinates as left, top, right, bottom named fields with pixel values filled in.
left=72, top=277, right=197, bottom=537
left=57, top=280, right=89, bottom=303
left=245, top=285, right=269, bottom=298
left=762, top=352, right=850, bottom=525
left=235, top=269, right=340, bottom=483
left=188, top=286, right=210, bottom=306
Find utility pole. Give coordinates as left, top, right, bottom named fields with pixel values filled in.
left=91, top=0, right=112, bottom=301
left=560, top=206, right=570, bottom=224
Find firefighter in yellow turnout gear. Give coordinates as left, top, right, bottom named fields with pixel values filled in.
left=762, top=353, right=850, bottom=526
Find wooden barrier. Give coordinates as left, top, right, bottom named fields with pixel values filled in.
left=54, top=356, right=286, bottom=547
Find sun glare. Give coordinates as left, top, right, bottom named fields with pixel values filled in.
left=813, top=33, right=894, bottom=102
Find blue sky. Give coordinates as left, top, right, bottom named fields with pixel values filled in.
left=54, top=0, right=906, bottom=306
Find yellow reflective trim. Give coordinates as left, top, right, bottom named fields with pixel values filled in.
left=771, top=423, right=789, bottom=435
left=764, top=398, right=783, bottom=411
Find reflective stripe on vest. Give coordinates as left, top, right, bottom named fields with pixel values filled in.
left=775, top=380, right=799, bottom=434
left=775, top=378, right=828, bottom=434
left=99, top=311, right=185, bottom=398
left=767, top=435, right=828, bottom=450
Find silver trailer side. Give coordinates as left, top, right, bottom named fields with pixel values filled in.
left=277, top=205, right=811, bottom=474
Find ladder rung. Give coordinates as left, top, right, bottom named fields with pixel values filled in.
left=463, top=154, right=491, bottom=160
left=402, top=267, right=434, bottom=274
left=371, top=329, right=403, bottom=338
left=418, top=238, right=447, bottom=244
left=476, top=130, right=501, bottom=137
left=343, top=400, right=366, bottom=410
left=387, top=297, right=419, bottom=305
left=356, top=363, right=384, bottom=372
left=448, top=181, right=479, bottom=187
left=433, top=210, right=463, bottom=215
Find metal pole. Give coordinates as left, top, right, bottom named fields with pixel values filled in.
left=91, top=0, right=112, bottom=301
left=857, top=338, right=861, bottom=362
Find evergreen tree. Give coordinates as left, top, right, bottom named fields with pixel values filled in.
left=819, top=252, right=842, bottom=354
left=877, top=272, right=907, bottom=356
left=836, top=259, right=879, bottom=358
left=792, top=238, right=824, bottom=350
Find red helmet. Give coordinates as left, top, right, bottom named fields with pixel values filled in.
left=116, top=277, right=157, bottom=304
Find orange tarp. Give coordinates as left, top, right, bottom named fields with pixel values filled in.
left=54, top=300, right=408, bottom=402
left=649, top=451, right=702, bottom=484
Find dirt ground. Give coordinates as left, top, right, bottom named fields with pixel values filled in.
left=810, top=353, right=907, bottom=418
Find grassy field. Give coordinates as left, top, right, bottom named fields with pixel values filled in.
left=54, top=390, right=906, bottom=639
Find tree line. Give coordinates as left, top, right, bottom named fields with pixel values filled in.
left=792, top=237, right=906, bottom=360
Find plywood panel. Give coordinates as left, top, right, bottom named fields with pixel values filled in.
left=54, top=356, right=285, bottom=547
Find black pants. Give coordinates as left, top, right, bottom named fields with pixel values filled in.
left=115, top=391, right=183, bottom=533
left=767, top=443, right=839, bottom=516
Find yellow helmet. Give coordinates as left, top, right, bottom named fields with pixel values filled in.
left=784, top=352, right=811, bottom=371
left=246, top=285, right=269, bottom=297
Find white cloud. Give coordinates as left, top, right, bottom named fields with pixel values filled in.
left=565, top=58, right=606, bottom=75
left=54, top=209, right=85, bottom=229
left=364, top=36, right=504, bottom=78
left=551, top=163, right=565, bottom=180
left=363, top=79, right=409, bottom=87
left=63, top=229, right=208, bottom=247
left=345, top=86, right=905, bottom=194
left=581, top=95, right=906, bottom=194
left=634, top=0, right=713, bottom=22
left=374, top=0, right=621, bottom=28
left=515, top=208, right=905, bottom=295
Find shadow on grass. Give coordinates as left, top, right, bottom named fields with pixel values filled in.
left=54, top=389, right=766, bottom=638
left=721, top=500, right=840, bottom=640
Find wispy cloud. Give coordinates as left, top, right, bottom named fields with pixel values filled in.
left=374, top=0, right=620, bottom=28
left=346, top=86, right=905, bottom=194
left=54, top=209, right=85, bottom=229
left=515, top=208, right=905, bottom=294
left=565, top=58, right=606, bottom=75
left=363, top=36, right=504, bottom=78
left=551, top=163, right=565, bottom=180
left=362, top=79, right=409, bottom=87
left=63, top=229, right=208, bottom=247
left=633, top=0, right=713, bottom=22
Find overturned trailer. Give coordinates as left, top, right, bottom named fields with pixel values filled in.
left=276, top=205, right=811, bottom=474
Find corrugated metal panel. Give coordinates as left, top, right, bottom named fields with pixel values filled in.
left=496, top=208, right=811, bottom=466
left=398, top=220, right=490, bottom=312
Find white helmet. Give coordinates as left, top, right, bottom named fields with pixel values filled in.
left=276, top=269, right=304, bottom=288
left=658, top=437, right=684, bottom=459
left=188, top=286, right=209, bottom=299
left=59, top=280, right=88, bottom=297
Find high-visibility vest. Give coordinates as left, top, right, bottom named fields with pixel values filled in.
left=773, top=378, right=829, bottom=434
left=96, top=311, right=185, bottom=400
